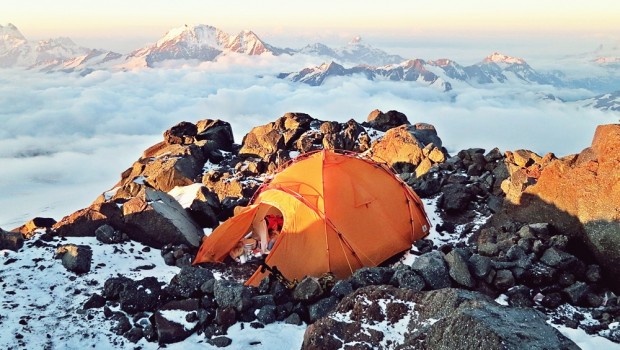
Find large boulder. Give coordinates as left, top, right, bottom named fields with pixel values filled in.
left=369, top=123, right=446, bottom=177
left=122, top=188, right=204, bottom=248
left=302, top=286, right=578, bottom=350
left=154, top=299, right=200, bottom=344
left=1, top=228, right=24, bottom=251
left=163, top=121, right=198, bottom=145
left=11, top=217, right=56, bottom=238
left=55, top=244, right=92, bottom=273
left=495, top=124, right=620, bottom=290
left=53, top=201, right=123, bottom=237
left=239, top=112, right=313, bottom=161
left=195, top=119, right=235, bottom=151
left=364, top=109, right=410, bottom=132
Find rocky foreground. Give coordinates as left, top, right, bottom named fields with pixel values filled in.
left=1, top=110, right=620, bottom=349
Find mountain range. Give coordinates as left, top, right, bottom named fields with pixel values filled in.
left=1, top=23, right=619, bottom=111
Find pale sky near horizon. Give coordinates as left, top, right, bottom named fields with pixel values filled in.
left=3, top=0, right=620, bottom=58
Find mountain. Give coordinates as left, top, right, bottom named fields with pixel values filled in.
left=277, top=60, right=452, bottom=91
left=581, top=90, right=620, bottom=112
left=124, top=24, right=292, bottom=68
left=280, top=52, right=561, bottom=89
left=298, top=36, right=405, bottom=66
left=0, top=23, right=121, bottom=70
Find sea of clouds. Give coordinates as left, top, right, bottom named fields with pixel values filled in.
left=0, top=54, right=617, bottom=228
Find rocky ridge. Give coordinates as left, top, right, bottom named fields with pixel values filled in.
left=2, top=110, right=620, bottom=348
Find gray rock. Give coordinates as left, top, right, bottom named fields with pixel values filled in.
left=55, top=244, right=92, bottom=273
left=251, top=295, right=275, bottom=309
left=445, top=251, right=475, bottom=288
left=422, top=292, right=579, bottom=350
left=122, top=188, right=204, bottom=248
left=167, top=266, right=214, bottom=298
left=308, top=296, right=339, bottom=323
left=83, top=293, right=106, bottom=309
left=439, top=184, right=473, bottom=213
left=119, top=277, right=163, bottom=314
left=214, top=280, right=252, bottom=312
left=256, top=305, right=277, bottom=324
left=411, top=251, right=451, bottom=289
left=493, top=269, right=515, bottom=290
left=155, top=299, right=200, bottom=344
left=285, top=313, right=303, bottom=325
left=330, top=280, right=354, bottom=298
left=293, top=277, right=324, bottom=302
left=95, top=224, right=126, bottom=244
left=0, top=229, right=24, bottom=251
left=585, top=264, right=603, bottom=283
left=102, top=276, right=132, bottom=300
left=390, top=269, right=426, bottom=291
left=540, top=247, right=578, bottom=269
left=468, top=254, right=492, bottom=278
left=350, top=267, right=394, bottom=289
left=563, top=282, right=589, bottom=305
left=207, top=336, right=233, bottom=348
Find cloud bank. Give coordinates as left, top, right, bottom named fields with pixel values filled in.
left=0, top=57, right=617, bottom=227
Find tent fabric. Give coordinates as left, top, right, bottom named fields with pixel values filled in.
left=193, top=150, right=431, bottom=286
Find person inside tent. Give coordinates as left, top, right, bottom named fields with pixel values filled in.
left=229, top=206, right=283, bottom=263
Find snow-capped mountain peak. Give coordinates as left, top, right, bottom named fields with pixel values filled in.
left=0, top=23, right=25, bottom=40
left=155, top=24, right=229, bottom=49
left=483, top=52, right=526, bottom=65
left=349, top=36, right=363, bottom=45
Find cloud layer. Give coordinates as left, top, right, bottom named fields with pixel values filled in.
left=0, top=57, right=617, bottom=227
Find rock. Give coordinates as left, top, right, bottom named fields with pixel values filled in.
left=493, top=269, right=515, bottom=291
left=256, top=305, right=277, bottom=324
left=251, top=295, right=275, bottom=309
left=350, top=267, right=394, bottom=289
left=214, top=280, right=252, bottom=312
left=541, top=292, right=564, bottom=309
left=124, top=327, right=144, bottom=343
left=439, top=184, right=473, bottom=214
left=308, top=296, right=339, bottom=323
left=11, top=217, right=56, bottom=238
left=55, top=244, right=92, bottom=273
left=585, top=264, right=603, bottom=283
left=202, top=171, right=259, bottom=202
left=154, top=299, right=200, bottom=344
left=164, top=121, right=197, bottom=145
left=119, top=277, right=163, bottom=314
left=540, top=247, right=578, bottom=269
left=207, top=336, right=233, bottom=348
left=122, top=188, right=203, bottom=248
left=293, top=277, right=324, bottom=302
left=445, top=250, right=476, bottom=288
left=83, top=293, right=106, bottom=309
left=53, top=201, right=123, bottom=237
left=95, top=224, right=126, bottom=244
left=468, top=254, right=492, bottom=278
left=304, top=286, right=577, bottom=350
left=195, top=119, right=235, bottom=152
left=187, top=186, right=221, bottom=228
left=411, top=251, right=451, bottom=290
left=102, top=276, right=133, bottom=300
left=364, top=109, right=409, bottom=132
left=330, top=280, right=354, bottom=298
left=390, top=268, right=426, bottom=291
left=0, top=229, right=24, bottom=251
left=420, top=291, right=579, bottom=350
left=563, top=282, right=589, bottom=305
left=215, top=306, right=237, bottom=329
left=284, top=313, right=303, bottom=325
left=166, top=266, right=215, bottom=298
left=239, top=113, right=312, bottom=161
left=494, top=124, right=620, bottom=290
left=110, top=313, right=132, bottom=336
left=369, top=124, right=445, bottom=176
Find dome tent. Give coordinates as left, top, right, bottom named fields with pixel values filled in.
left=193, top=149, right=431, bottom=286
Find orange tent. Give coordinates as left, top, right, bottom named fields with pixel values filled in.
left=193, top=150, right=430, bottom=286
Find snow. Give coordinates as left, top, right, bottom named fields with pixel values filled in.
left=168, top=183, right=204, bottom=208
left=159, top=309, right=199, bottom=331
left=552, top=324, right=620, bottom=350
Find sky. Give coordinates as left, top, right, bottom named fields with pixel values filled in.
left=4, top=0, right=620, bottom=59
